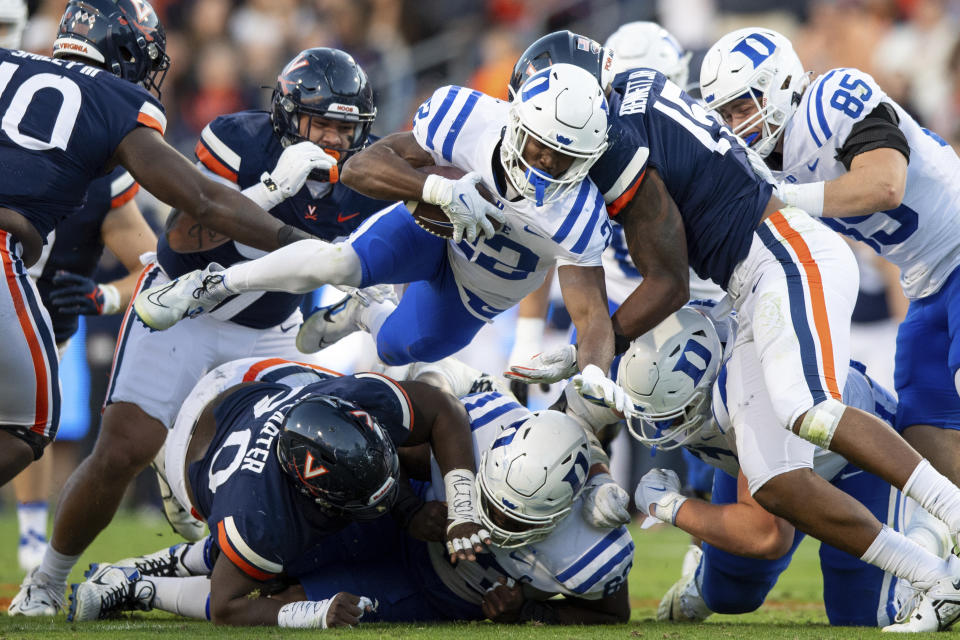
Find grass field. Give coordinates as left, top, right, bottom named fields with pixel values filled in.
left=0, top=508, right=893, bottom=639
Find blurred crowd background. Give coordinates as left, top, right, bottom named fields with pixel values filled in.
left=11, top=0, right=959, bottom=511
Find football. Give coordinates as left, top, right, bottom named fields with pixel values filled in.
left=407, top=165, right=502, bottom=239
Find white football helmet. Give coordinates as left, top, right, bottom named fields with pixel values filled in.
left=604, top=21, right=691, bottom=89
left=476, top=410, right=590, bottom=548
left=501, top=63, right=609, bottom=207
left=699, top=28, right=809, bottom=158
left=0, top=0, right=27, bottom=49
left=617, top=308, right=722, bottom=450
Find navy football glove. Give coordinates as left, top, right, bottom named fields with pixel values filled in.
left=49, top=271, right=121, bottom=315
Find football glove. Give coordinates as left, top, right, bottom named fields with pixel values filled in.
left=49, top=271, right=121, bottom=315
left=422, top=171, right=505, bottom=243
left=573, top=364, right=632, bottom=415
left=582, top=473, right=631, bottom=528
left=635, top=468, right=687, bottom=525
left=248, top=141, right=338, bottom=209
left=504, top=344, right=578, bottom=385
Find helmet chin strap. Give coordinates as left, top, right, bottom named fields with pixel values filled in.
left=524, top=167, right=551, bottom=206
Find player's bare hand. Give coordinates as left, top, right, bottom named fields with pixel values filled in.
left=407, top=501, right=446, bottom=542
left=324, top=592, right=377, bottom=628
left=481, top=576, right=524, bottom=623
left=446, top=520, right=491, bottom=564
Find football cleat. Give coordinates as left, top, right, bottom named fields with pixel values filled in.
left=657, top=552, right=712, bottom=623
left=68, top=565, right=155, bottom=622
left=151, top=445, right=206, bottom=541
left=883, top=575, right=960, bottom=632
left=109, top=542, right=192, bottom=578
left=296, top=294, right=366, bottom=354
left=8, top=568, right=65, bottom=616
left=134, top=263, right=232, bottom=331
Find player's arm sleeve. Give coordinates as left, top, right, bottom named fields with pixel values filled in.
left=213, top=516, right=283, bottom=581
left=835, top=101, right=910, bottom=170
left=411, top=85, right=482, bottom=165
left=553, top=526, right=634, bottom=600
left=195, top=119, right=242, bottom=184
left=108, top=169, right=139, bottom=209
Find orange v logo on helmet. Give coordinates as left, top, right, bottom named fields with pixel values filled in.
left=303, top=452, right=329, bottom=479
left=129, top=0, right=154, bottom=23
left=349, top=410, right=374, bottom=430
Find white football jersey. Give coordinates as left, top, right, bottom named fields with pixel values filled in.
left=602, top=225, right=725, bottom=304
left=425, top=391, right=633, bottom=603
left=777, top=68, right=960, bottom=299
left=412, top=86, right=612, bottom=319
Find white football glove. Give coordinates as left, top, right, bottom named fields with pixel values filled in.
left=634, top=468, right=687, bottom=525
left=245, top=141, right=339, bottom=210
left=504, top=344, right=578, bottom=385
left=422, top=171, right=505, bottom=243
left=582, top=473, right=631, bottom=528
left=572, top=364, right=632, bottom=414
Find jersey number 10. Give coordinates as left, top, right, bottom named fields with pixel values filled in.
left=0, top=61, right=83, bottom=152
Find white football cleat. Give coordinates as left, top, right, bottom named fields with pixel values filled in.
left=883, top=575, right=960, bottom=632
left=8, top=568, right=65, bottom=616
left=657, top=551, right=712, bottom=623
left=134, top=263, right=232, bottom=331
left=151, top=445, right=206, bottom=541
left=68, top=565, right=154, bottom=622
left=296, top=294, right=366, bottom=354
left=112, top=542, right=193, bottom=578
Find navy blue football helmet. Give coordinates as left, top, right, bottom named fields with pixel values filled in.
left=510, top=30, right=614, bottom=96
left=53, top=0, right=170, bottom=97
left=276, top=394, right=399, bottom=521
left=271, top=47, right=376, bottom=162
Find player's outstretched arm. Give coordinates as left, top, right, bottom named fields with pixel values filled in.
left=644, top=469, right=795, bottom=560
left=482, top=576, right=630, bottom=624
left=208, top=553, right=371, bottom=627
left=557, top=264, right=614, bottom=375
left=113, top=127, right=311, bottom=253
left=611, top=168, right=690, bottom=340
left=400, top=380, right=491, bottom=562
left=340, top=131, right=436, bottom=201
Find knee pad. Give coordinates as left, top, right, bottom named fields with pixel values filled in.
left=797, top=398, right=846, bottom=449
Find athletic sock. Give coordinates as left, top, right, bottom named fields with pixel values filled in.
left=181, top=536, right=214, bottom=576
left=903, top=459, right=960, bottom=533
left=17, top=501, right=48, bottom=543
left=861, top=525, right=955, bottom=589
left=150, top=576, right=211, bottom=620
left=37, top=546, right=79, bottom=586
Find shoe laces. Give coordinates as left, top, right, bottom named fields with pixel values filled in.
left=193, top=274, right=225, bottom=300
left=130, top=552, right=178, bottom=577
left=24, top=569, right=65, bottom=610
left=97, top=572, right=135, bottom=615
left=895, top=586, right=922, bottom=624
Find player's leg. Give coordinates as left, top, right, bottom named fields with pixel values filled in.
left=371, top=272, right=489, bottom=366
left=746, top=211, right=960, bottom=537
left=818, top=464, right=901, bottom=627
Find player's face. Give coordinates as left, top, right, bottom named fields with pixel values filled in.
left=521, top=135, right=575, bottom=178
left=482, top=493, right=537, bottom=533
left=298, top=115, right=356, bottom=151
left=714, top=98, right=761, bottom=141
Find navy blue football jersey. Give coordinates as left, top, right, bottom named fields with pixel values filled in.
left=0, top=49, right=164, bottom=238
left=30, top=167, right=138, bottom=343
left=189, top=372, right=414, bottom=580
left=589, top=69, right=773, bottom=288
left=155, top=110, right=391, bottom=329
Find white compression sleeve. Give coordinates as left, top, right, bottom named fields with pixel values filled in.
left=150, top=576, right=212, bottom=620
left=222, top=239, right=363, bottom=294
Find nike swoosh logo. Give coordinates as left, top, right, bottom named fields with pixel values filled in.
left=839, top=470, right=864, bottom=481
left=509, top=551, right=530, bottom=565
left=648, top=486, right=666, bottom=492
left=458, top=193, right=471, bottom=210
left=523, top=225, right=544, bottom=238
left=807, top=159, right=819, bottom=172
left=279, top=322, right=297, bottom=333
left=337, top=211, right=361, bottom=223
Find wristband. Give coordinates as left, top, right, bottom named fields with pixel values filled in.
left=277, top=224, right=310, bottom=247
left=422, top=173, right=452, bottom=207
left=653, top=492, right=689, bottom=525
left=99, top=283, right=122, bottom=315
left=777, top=181, right=824, bottom=217
left=444, top=469, right=477, bottom=529
left=277, top=599, right=332, bottom=628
